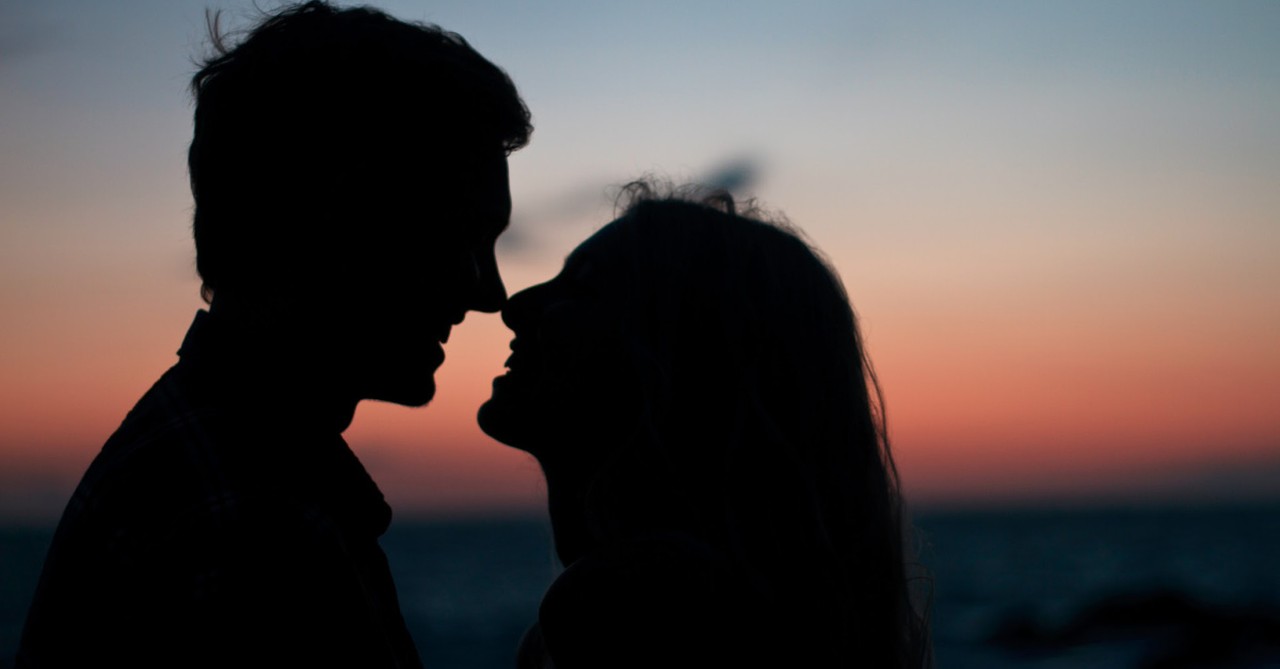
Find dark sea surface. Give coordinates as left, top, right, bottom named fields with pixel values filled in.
left=2, top=503, right=1278, bottom=668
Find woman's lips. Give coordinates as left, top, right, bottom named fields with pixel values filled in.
left=504, top=338, right=525, bottom=370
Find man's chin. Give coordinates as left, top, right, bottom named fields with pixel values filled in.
left=368, top=378, right=437, bottom=408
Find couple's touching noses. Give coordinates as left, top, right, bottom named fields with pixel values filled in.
left=18, top=2, right=930, bottom=668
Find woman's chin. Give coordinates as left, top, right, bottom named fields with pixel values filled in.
left=477, top=380, right=532, bottom=450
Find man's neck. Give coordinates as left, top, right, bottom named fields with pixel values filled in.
left=197, top=298, right=362, bottom=433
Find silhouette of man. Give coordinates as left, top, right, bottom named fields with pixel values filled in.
left=17, top=3, right=530, bottom=667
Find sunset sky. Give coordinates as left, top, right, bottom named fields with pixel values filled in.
left=2, top=0, right=1277, bottom=522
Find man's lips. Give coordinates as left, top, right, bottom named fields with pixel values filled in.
left=435, top=312, right=467, bottom=344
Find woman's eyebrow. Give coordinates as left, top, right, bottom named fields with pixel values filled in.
left=562, top=248, right=586, bottom=270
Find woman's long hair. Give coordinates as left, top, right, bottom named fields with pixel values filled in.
left=580, top=182, right=931, bottom=668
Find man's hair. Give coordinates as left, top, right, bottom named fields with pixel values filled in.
left=188, top=1, right=532, bottom=302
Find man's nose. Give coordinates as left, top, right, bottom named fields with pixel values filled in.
left=470, top=249, right=506, bottom=313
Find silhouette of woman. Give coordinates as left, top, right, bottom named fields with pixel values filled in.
left=480, top=183, right=931, bottom=668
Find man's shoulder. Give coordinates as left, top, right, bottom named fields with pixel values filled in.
left=76, top=365, right=232, bottom=507
left=62, top=365, right=331, bottom=546
left=20, top=371, right=408, bottom=669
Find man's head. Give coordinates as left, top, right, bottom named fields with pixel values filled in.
left=188, top=1, right=531, bottom=406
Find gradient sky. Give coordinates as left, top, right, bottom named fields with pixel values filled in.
left=2, top=0, right=1277, bottom=521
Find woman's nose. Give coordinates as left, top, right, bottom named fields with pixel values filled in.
left=501, top=281, right=551, bottom=332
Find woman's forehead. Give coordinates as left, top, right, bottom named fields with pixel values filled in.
left=564, top=217, right=630, bottom=267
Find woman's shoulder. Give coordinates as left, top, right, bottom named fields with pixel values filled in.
left=537, top=532, right=766, bottom=668
left=551, top=531, right=747, bottom=602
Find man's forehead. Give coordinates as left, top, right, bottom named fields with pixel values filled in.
left=439, top=152, right=509, bottom=194
left=443, top=165, right=511, bottom=219
left=376, top=144, right=511, bottom=237
left=432, top=142, right=508, bottom=173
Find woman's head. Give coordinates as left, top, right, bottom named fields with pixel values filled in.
left=480, top=182, right=928, bottom=666
left=482, top=183, right=889, bottom=513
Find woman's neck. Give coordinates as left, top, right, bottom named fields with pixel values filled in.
left=541, top=458, right=600, bottom=566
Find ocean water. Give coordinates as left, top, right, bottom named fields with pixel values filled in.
left=915, top=504, right=1280, bottom=668
left=2, top=503, right=1278, bottom=668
